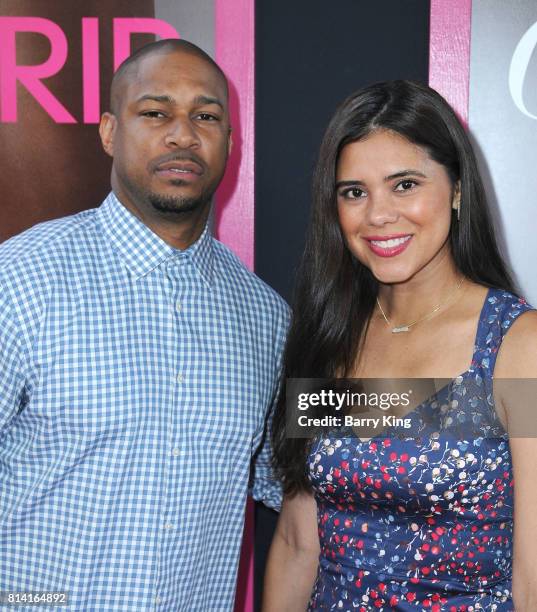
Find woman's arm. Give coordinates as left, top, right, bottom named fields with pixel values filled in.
left=262, top=491, right=320, bottom=612
left=495, top=310, right=537, bottom=610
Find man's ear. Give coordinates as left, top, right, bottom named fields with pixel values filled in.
left=99, top=112, right=117, bottom=157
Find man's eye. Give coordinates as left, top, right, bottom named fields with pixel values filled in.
left=196, top=113, right=219, bottom=121
left=340, top=187, right=366, bottom=200
left=395, top=179, right=418, bottom=192
left=141, top=111, right=166, bottom=118
left=140, top=111, right=166, bottom=119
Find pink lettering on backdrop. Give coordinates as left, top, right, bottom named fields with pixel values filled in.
left=0, top=16, right=76, bottom=123
left=82, top=18, right=100, bottom=124
left=113, top=18, right=179, bottom=71
left=0, top=16, right=179, bottom=123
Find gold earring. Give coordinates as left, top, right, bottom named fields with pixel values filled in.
left=452, top=196, right=461, bottom=221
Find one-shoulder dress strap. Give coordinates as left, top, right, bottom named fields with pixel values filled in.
left=472, top=287, right=534, bottom=379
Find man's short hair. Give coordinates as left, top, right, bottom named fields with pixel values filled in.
left=110, top=39, right=228, bottom=114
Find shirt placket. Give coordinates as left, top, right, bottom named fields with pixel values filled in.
left=155, top=253, right=192, bottom=609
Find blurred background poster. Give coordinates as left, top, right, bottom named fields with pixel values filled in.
left=468, top=0, right=537, bottom=306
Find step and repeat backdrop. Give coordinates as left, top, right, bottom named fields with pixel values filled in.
left=469, top=0, right=537, bottom=305
left=1, top=1, right=536, bottom=610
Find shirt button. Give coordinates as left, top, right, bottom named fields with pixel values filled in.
left=164, top=523, right=175, bottom=530
left=155, top=596, right=162, bottom=605
left=172, top=448, right=181, bottom=457
left=176, top=373, right=184, bottom=383
left=175, top=301, right=182, bottom=312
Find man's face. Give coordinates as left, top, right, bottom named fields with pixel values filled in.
left=101, top=50, right=231, bottom=216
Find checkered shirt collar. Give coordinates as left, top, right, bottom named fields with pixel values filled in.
left=97, top=192, right=215, bottom=286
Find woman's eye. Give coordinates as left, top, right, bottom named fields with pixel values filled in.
left=341, top=187, right=366, bottom=199
left=395, top=179, right=417, bottom=192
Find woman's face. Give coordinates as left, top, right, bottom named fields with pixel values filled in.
left=336, top=129, right=458, bottom=285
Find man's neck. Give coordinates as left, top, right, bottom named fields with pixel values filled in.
left=113, top=190, right=211, bottom=251
left=142, top=211, right=210, bottom=251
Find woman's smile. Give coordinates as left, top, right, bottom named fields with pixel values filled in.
left=363, top=233, right=413, bottom=257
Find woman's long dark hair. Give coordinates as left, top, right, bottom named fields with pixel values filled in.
left=272, top=80, right=516, bottom=495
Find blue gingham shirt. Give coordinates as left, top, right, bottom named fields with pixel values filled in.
left=0, top=193, right=288, bottom=611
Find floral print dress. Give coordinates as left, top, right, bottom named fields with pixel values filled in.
left=307, top=289, right=532, bottom=611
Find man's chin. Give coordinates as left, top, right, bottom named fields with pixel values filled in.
left=147, top=191, right=208, bottom=215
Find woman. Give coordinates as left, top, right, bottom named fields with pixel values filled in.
left=263, top=81, right=537, bottom=611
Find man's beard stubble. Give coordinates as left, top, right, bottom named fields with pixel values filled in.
left=113, top=150, right=225, bottom=218
left=147, top=186, right=211, bottom=215
left=145, top=150, right=219, bottom=215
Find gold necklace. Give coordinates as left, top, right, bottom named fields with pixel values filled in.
left=376, top=277, right=465, bottom=334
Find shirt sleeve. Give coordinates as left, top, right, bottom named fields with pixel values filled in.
left=249, top=305, right=290, bottom=512
left=0, top=282, right=27, bottom=433
left=249, top=375, right=284, bottom=512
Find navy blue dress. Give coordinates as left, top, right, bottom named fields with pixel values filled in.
left=307, top=289, right=532, bottom=611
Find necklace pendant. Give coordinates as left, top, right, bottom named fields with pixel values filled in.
left=392, top=325, right=410, bottom=333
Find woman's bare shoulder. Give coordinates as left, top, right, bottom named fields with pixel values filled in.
left=495, top=309, right=537, bottom=378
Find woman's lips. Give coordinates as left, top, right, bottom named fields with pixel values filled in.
left=364, top=234, right=413, bottom=257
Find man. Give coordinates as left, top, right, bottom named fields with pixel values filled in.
left=0, top=39, right=288, bottom=611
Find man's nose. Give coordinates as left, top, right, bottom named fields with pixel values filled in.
left=164, top=117, right=201, bottom=148
left=365, top=193, right=399, bottom=226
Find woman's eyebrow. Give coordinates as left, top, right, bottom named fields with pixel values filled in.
left=384, top=169, right=428, bottom=180
left=335, top=170, right=428, bottom=189
left=335, top=179, right=365, bottom=189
